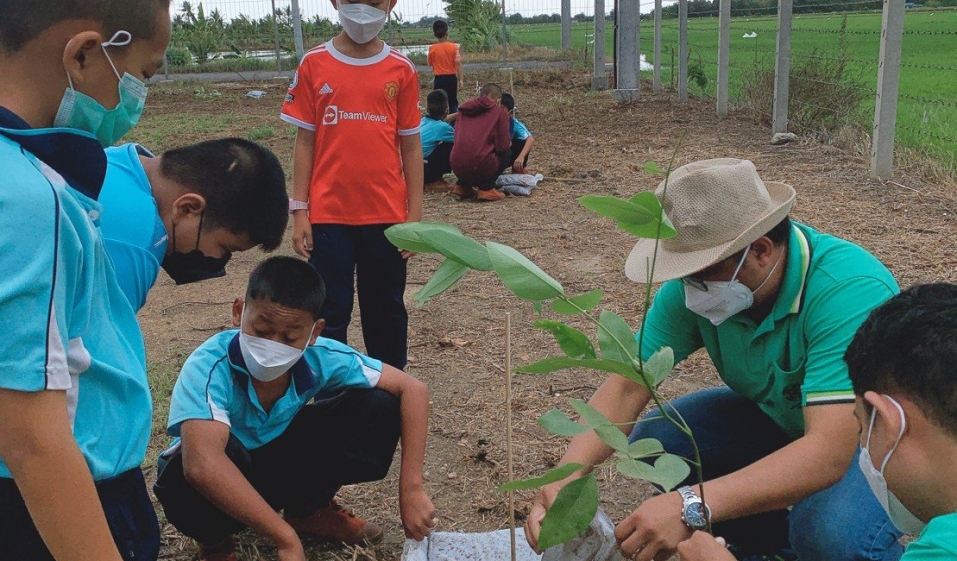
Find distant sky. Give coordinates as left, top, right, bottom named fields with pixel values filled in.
left=172, top=0, right=674, bottom=22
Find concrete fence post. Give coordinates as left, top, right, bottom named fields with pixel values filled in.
left=613, top=0, right=640, bottom=101
left=291, top=0, right=305, bottom=60
left=593, top=0, right=608, bottom=90
left=270, top=0, right=282, bottom=73
left=562, top=0, right=572, bottom=50
left=678, top=0, right=688, bottom=102
left=717, top=0, right=731, bottom=116
left=772, top=0, right=793, bottom=133
left=653, top=0, right=662, bottom=91
left=871, top=0, right=905, bottom=180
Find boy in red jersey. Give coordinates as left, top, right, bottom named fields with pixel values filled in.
left=282, top=0, right=423, bottom=374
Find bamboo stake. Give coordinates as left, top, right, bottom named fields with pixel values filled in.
left=506, top=312, right=516, bottom=561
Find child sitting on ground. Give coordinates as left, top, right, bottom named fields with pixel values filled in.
left=153, top=256, right=435, bottom=561
left=428, top=19, right=463, bottom=113
left=500, top=93, right=536, bottom=175
left=421, top=89, right=456, bottom=191
left=450, top=83, right=511, bottom=202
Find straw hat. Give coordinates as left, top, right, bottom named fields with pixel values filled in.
left=624, top=158, right=796, bottom=283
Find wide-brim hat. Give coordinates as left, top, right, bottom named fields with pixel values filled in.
left=625, top=158, right=796, bottom=284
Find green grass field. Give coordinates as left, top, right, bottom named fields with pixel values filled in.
left=497, top=10, right=957, bottom=169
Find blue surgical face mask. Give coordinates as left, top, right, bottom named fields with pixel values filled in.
left=53, top=31, right=148, bottom=147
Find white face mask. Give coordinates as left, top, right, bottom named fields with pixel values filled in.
left=337, top=3, right=388, bottom=44
left=683, top=244, right=781, bottom=326
left=238, top=306, right=315, bottom=382
left=859, top=395, right=926, bottom=535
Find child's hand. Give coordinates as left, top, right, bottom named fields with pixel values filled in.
left=291, top=212, right=313, bottom=258
left=676, top=532, right=731, bottom=561
left=277, top=540, right=307, bottom=561
left=512, top=161, right=526, bottom=174
left=399, top=485, right=436, bottom=541
left=401, top=250, right=416, bottom=260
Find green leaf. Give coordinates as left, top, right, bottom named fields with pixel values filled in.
left=579, top=195, right=655, bottom=234
left=570, top=397, right=629, bottom=452
left=616, top=458, right=656, bottom=481
left=595, top=425, right=630, bottom=452
left=416, top=228, right=493, bottom=271
left=534, top=300, right=543, bottom=315
left=413, top=259, right=469, bottom=306
left=627, top=192, right=678, bottom=239
left=570, top=398, right=609, bottom=426
left=497, top=463, right=584, bottom=492
left=643, top=346, right=675, bottom=386
left=626, top=438, right=665, bottom=459
left=517, top=357, right=641, bottom=381
left=533, top=321, right=596, bottom=359
left=539, top=409, right=590, bottom=437
left=642, top=161, right=661, bottom=175
left=486, top=242, right=564, bottom=301
left=653, top=454, right=692, bottom=491
left=537, top=474, right=600, bottom=550
left=384, top=222, right=463, bottom=254
left=551, top=289, right=604, bottom=315
left=597, top=310, right=638, bottom=363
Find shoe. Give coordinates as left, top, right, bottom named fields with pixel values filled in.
left=476, top=188, right=505, bottom=202
left=449, top=183, right=476, bottom=200
left=424, top=180, right=450, bottom=192
left=285, top=500, right=384, bottom=545
left=198, top=536, right=238, bottom=561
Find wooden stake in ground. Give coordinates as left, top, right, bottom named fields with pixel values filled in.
left=505, top=312, right=516, bottom=561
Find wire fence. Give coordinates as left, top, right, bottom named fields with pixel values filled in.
left=164, top=1, right=956, bottom=174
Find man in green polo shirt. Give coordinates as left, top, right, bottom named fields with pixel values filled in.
left=678, top=283, right=957, bottom=561
left=524, top=159, right=904, bottom=561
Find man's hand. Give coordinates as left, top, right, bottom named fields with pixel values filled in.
left=292, top=212, right=312, bottom=258
left=614, top=491, right=692, bottom=561
left=275, top=530, right=307, bottom=561
left=399, top=484, right=436, bottom=541
left=401, top=250, right=416, bottom=260
left=524, top=481, right=563, bottom=552
left=676, top=532, right=732, bottom=561
left=511, top=161, right=526, bottom=174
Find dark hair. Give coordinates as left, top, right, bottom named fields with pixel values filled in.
left=160, top=138, right=288, bottom=252
left=722, top=216, right=792, bottom=263
left=0, top=0, right=171, bottom=53
left=845, top=283, right=957, bottom=436
left=246, top=256, right=326, bottom=320
left=479, top=82, right=503, bottom=100
left=501, top=92, right=515, bottom=112
left=427, top=89, right=449, bottom=119
left=432, top=19, right=449, bottom=38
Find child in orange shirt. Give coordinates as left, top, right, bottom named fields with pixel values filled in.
left=427, top=20, right=463, bottom=113
left=282, top=0, right=423, bottom=372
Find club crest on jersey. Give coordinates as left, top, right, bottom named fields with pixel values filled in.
left=384, top=81, right=399, bottom=101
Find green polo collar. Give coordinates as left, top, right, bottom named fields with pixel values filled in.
left=774, top=225, right=812, bottom=320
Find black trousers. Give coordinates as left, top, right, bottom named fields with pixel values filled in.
left=507, top=138, right=529, bottom=169
left=433, top=74, right=459, bottom=113
left=424, top=142, right=453, bottom=184
left=153, top=388, right=401, bottom=546
left=0, top=468, right=160, bottom=561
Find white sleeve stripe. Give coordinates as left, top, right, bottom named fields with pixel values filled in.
left=388, top=52, right=418, bottom=73
left=399, top=126, right=421, bottom=136
left=280, top=114, right=317, bottom=131
left=362, top=364, right=382, bottom=387
left=44, top=302, right=70, bottom=389
left=207, top=397, right=232, bottom=426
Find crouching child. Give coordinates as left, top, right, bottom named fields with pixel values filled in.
left=154, top=256, right=435, bottom=561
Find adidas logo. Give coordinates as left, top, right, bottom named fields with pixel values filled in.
left=318, top=83, right=334, bottom=95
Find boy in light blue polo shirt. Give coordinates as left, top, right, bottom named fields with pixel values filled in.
left=500, top=92, right=535, bottom=174
left=154, top=257, right=436, bottom=561
left=100, top=138, right=289, bottom=311
left=421, top=89, right=456, bottom=190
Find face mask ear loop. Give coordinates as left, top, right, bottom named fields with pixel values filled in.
left=752, top=250, right=785, bottom=295
left=730, top=243, right=751, bottom=282
left=100, top=31, right=132, bottom=81
left=878, top=395, right=907, bottom=474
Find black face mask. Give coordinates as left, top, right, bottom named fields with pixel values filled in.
left=161, top=213, right=232, bottom=285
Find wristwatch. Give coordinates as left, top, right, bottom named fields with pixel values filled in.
left=678, top=486, right=711, bottom=531
left=288, top=198, right=309, bottom=213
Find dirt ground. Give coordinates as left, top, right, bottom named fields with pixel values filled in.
left=135, top=70, right=957, bottom=560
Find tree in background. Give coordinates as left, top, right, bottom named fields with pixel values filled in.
left=442, top=0, right=511, bottom=50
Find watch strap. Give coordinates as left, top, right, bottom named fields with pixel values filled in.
left=289, top=198, right=309, bottom=213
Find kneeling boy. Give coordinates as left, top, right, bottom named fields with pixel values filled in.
left=421, top=90, right=456, bottom=191
left=154, top=256, right=435, bottom=561
left=500, top=93, right=535, bottom=174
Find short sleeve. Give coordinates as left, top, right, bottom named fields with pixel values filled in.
left=513, top=119, right=531, bottom=141
left=167, top=345, right=234, bottom=437
left=439, top=122, right=456, bottom=144
left=427, top=45, right=435, bottom=67
left=281, top=57, right=318, bottom=131
left=636, top=280, right=705, bottom=370
left=801, top=277, right=898, bottom=406
left=310, top=340, right=383, bottom=392
left=397, top=66, right=421, bottom=136
left=0, top=159, right=71, bottom=392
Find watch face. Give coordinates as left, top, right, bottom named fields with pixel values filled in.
left=683, top=503, right=708, bottom=530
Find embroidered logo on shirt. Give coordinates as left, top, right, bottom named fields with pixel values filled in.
left=319, top=83, right=334, bottom=95
left=384, top=81, right=398, bottom=101
left=285, top=93, right=295, bottom=103
left=323, top=105, right=339, bottom=125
